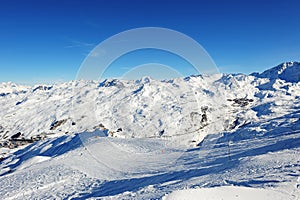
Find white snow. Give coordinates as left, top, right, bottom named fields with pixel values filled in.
left=18, top=156, right=51, bottom=170
left=0, top=62, right=299, bottom=199
left=163, top=186, right=289, bottom=200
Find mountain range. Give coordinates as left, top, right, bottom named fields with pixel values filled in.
left=0, top=62, right=299, bottom=199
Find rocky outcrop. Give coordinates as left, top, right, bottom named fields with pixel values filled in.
left=227, top=98, right=254, bottom=107
left=50, top=119, right=67, bottom=130
left=33, top=85, right=53, bottom=92
left=0, top=132, right=47, bottom=149
left=10, top=132, right=21, bottom=139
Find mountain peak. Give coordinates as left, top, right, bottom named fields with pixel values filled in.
left=258, top=61, right=300, bottom=82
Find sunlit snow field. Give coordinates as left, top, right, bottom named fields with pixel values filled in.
left=0, top=62, right=299, bottom=199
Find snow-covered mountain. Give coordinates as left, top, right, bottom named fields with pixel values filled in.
left=257, top=61, right=300, bottom=83
left=0, top=62, right=299, bottom=199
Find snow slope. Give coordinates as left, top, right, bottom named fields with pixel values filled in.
left=0, top=120, right=299, bottom=199
left=163, top=186, right=289, bottom=200
left=0, top=62, right=299, bottom=199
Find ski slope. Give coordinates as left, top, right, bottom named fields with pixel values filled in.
left=0, top=62, right=299, bottom=199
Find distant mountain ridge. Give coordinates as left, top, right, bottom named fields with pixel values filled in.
left=256, top=61, right=300, bottom=82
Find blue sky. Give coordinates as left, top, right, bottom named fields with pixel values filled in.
left=0, top=0, right=299, bottom=84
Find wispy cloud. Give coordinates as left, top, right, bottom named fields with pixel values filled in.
left=65, top=40, right=96, bottom=49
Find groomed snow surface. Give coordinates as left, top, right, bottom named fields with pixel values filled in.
left=163, top=186, right=289, bottom=200
left=0, top=62, right=299, bottom=199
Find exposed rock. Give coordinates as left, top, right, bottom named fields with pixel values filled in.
left=10, top=132, right=21, bottom=139
left=16, top=97, right=28, bottom=106
left=33, top=85, right=53, bottom=92
left=50, top=119, right=67, bottom=130
left=1, top=138, right=33, bottom=149
left=0, top=93, right=9, bottom=97
left=93, top=123, right=107, bottom=130
left=117, top=128, right=122, bottom=132
left=159, top=130, right=165, bottom=137
left=0, top=132, right=47, bottom=150
left=31, top=133, right=47, bottom=142
left=99, top=79, right=124, bottom=88
left=201, top=113, right=207, bottom=123
left=229, top=118, right=240, bottom=130
left=0, top=125, right=4, bottom=133
left=227, top=98, right=254, bottom=107
left=108, top=131, right=115, bottom=137
left=2, top=131, right=9, bottom=139
left=201, top=106, right=209, bottom=113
